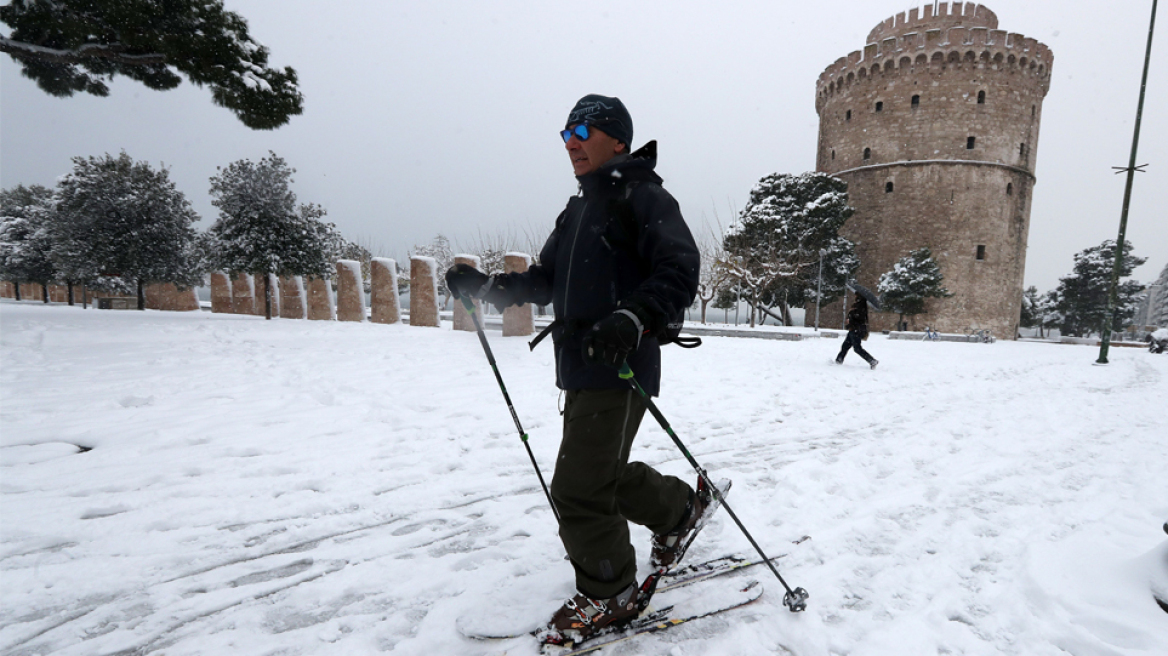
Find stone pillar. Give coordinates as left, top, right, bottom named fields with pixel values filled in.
left=210, top=272, right=233, bottom=313
left=231, top=272, right=255, bottom=315
left=409, top=256, right=440, bottom=327
left=503, top=253, right=534, bottom=337
left=251, top=273, right=278, bottom=317
left=452, top=254, right=482, bottom=332
left=145, top=283, right=163, bottom=310
left=306, top=277, right=334, bottom=320
left=279, top=276, right=306, bottom=319
left=336, top=260, right=365, bottom=322
left=370, top=258, right=401, bottom=324
left=145, top=283, right=200, bottom=311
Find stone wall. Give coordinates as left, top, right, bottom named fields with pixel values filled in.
left=814, top=2, right=1051, bottom=339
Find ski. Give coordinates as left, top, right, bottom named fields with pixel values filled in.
left=658, top=552, right=778, bottom=593
left=458, top=538, right=810, bottom=642
left=541, top=579, right=763, bottom=655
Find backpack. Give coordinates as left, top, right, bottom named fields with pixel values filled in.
left=528, top=178, right=701, bottom=351
left=603, top=182, right=701, bottom=349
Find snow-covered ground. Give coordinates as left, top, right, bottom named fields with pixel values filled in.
left=2, top=301, right=1166, bottom=656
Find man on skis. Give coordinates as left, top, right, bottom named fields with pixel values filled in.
left=445, top=94, right=705, bottom=643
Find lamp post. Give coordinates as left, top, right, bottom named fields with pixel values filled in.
left=1097, top=0, right=1157, bottom=364
left=814, top=248, right=826, bottom=331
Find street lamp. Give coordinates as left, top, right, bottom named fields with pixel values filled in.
left=1097, top=0, right=1157, bottom=364
left=814, top=249, right=826, bottom=331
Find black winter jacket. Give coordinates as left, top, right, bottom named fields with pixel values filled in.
left=491, top=142, right=699, bottom=396
left=846, top=304, right=869, bottom=340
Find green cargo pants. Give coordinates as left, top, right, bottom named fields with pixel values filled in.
left=551, top=388, right=692, bottom=598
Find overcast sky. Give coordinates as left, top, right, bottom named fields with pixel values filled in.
left=2, top=0, right=1164, bottom=292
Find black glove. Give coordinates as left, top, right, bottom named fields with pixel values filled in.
left=582, top=309, right=645, bottom=369
left=445, top=263, right=491, bottom=300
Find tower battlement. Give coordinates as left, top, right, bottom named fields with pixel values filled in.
left=868, top=2, right=998, bottom=43
left=817, top=25, right=1052, bottom=104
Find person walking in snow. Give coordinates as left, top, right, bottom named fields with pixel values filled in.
left=445, top=94, right=704, bottom=643
left=836, top=294, right=879, bottom=369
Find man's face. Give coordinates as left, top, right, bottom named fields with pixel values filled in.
left=565, top=124, right=626, bottom=176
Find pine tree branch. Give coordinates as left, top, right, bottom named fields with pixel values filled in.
left=0, top=37, right=166, bottom=66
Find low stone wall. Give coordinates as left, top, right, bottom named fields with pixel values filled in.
left=887, top=330, right=996, bottom=343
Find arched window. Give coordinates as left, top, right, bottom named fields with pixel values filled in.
left=846, top=109, right=852, bottom=121
left=1006, top=182, right=1013, bottom=196
left=911, top=94, right=920, bottom=108
left=885, top=182, right=894, bottom=193
left=977, top=90, right=986, bottom=104
left=875, top=101, right=884, bottom=112
left=831, top=149, right=836, bottom=160
left=1032, top=105, right=1036, bottom=116
left=863, top=147, right=871, bottom=160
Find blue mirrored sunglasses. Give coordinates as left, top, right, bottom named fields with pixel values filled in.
left=561, top=123, right=590, bottom=143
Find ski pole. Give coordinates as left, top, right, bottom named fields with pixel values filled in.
left=619, top=362, right=809, bottom=612
left=459, top=297, right=560, bottom=524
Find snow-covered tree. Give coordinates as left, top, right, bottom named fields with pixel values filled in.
left=207, top=152, right=334, bottom=319
left=877, top=247, right=953, bottom=329
left=1054, top=239, right=1146, bottom=337
left=0, top=184, right=56, bottom=301
left=52, top=153, right=200, bottom=309
left=1020, top=286, right=1041, bottom=332
left=0, top=0, right=302, bottom=130
left=723, top=172, right=857, bottom=326
left=695, top=229, right=733, bottom=324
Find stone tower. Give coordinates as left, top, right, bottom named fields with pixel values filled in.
left=815, top=2, right=1052, bottom=338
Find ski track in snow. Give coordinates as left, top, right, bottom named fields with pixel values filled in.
left=1, top=301, right=1166, bottom=656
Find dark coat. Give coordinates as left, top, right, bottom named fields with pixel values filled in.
left=846, top=302, right=869, bottom=340
left=492, top=143, right=699, bottom=396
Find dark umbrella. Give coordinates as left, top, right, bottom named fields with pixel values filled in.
left=846, top=281, right=882, bottom=311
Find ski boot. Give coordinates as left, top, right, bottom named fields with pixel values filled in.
left=869, top=359, right=879, bottom=370
left=650, top=476, right=717, bottom=571
left=537, top=583, right=639, bottom=646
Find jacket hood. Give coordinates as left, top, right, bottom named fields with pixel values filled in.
left=577, top=140, right=661, bottom=193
